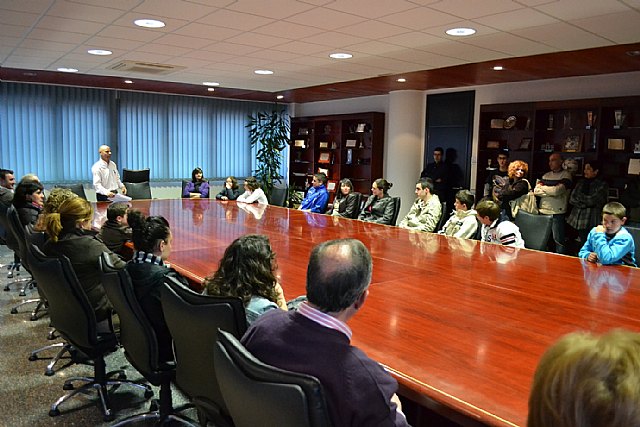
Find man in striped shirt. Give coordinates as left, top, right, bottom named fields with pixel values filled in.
left=242, top=238, right=409, bottom=427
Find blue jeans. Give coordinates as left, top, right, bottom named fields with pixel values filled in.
left=551, top=214, right=566, bottom=254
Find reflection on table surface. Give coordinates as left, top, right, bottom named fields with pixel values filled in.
left=95, top=199, right=640, bottom=427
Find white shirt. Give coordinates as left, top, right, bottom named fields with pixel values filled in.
left=91, top=159, right=124, bottom=196
left=236, top=188, right=268, bottom=204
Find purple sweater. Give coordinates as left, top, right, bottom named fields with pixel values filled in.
left=242, top=309, right=408, bottom=427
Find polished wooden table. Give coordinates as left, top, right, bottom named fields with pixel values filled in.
left=96, top=199, right=640, bottom=427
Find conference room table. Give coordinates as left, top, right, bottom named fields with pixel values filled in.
left=95, top=198, right=640, bottom=427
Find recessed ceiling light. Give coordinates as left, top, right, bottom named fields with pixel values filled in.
left=445, top=27, right=476, bottom=37
left=493, top=66, right=504, bottom=71
left=276, top=95, right=284, bottom=100
left=207, top=88, right=215, bottom=92
left=627, top=50, right=640, bottom=57
left=88, top=49, right=112, bottom=56
left=57, top=67, right=78, bottom=73
left=134, top=19, right=165, bottom=28
left=254, top=69, right=274, bottom=75
left=203, top=81, right=220, bottom=86
left=397, top=78, right=406, bottom=83
left=124, top=80, right=133, bottom=84
left=329, top=52, right=353, bottom=59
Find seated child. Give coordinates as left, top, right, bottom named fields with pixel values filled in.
left=98, top=202, right=132, bottom=258
left=438, top=189, right=478, bottom=239
left=578, top=201, right=636, bottom=266
left=476, top=199, right=524, bottom=248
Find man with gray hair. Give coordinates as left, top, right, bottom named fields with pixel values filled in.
left=242, top=238, right=408, bottom=427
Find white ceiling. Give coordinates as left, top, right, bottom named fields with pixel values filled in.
left=1, top=0, right=639, bottom=93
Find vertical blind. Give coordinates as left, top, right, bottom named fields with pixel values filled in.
left=1, top=82, right=288, bottom=183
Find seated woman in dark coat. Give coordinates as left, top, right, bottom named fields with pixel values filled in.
left=183, top=167, right=210, bottom=199
left=215, top=176, right=241, bottom=201
left=327, top=178, right=360, bottom=219
left=43, top=197, right=124, bottom=327
left=12, top=179, right=45, bottom=226
left=126, top=210, right=189, bottom=362
left=358, top=178, right=395, bottom=225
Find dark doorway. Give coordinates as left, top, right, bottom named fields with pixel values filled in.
left=424, top=91, right=475, bottom=208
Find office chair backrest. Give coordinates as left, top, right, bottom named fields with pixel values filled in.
left=26, top=243, right=97, bottom=350
left=214, top=329, right=332, bottom=427
left=54, top=183, right=87, bottom=199
left=270, top=186, right=287, bottom=207
left=161, top=276, right=246, bottom=426
left=99, top=253, right=159, bottom=376
left=390, top=196, right=402, bottom=226
left=350, top=192, right=363, bottom=219
left=125, top=182, right=152, bottom=200
left=514, top=210, right=553, bottom=251
left=6, top=204, right=29, bottom=267
left=122, top=168, right=150, bottom=183
left=435, top=201, right=447, bottom=233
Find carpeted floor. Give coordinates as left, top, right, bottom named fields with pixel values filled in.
left=0, top=245, right=197, bottom=426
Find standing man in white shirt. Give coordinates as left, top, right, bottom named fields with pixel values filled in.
left=92, top=145, right=127, bottom=201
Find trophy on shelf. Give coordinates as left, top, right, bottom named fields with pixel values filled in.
left=614, top=109, right=625, bottom=129
left=586, top=111, right=596, bottom=129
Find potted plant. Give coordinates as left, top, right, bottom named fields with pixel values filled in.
left=247, top=108, right=290, bottom=203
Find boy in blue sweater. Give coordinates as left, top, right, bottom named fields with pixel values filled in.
left=578, top=202, right=636, bottom=266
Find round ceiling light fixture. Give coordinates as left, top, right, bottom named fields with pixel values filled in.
left=397, top=78, right=406, bottom=82
left=329, top=52, right=353, bottom=59
left=493, top=65, right=504, bottom=71
left=203, top=81, right=220, bottom=86
left=88, top=49, right=112, bottom=56
left=57, top=67, right=78, bottom=73
left=254, top=69, right=274, bottom=75
left=445, top=27, right=476, bottom=36
left=134, top=19, right=165, bottom=28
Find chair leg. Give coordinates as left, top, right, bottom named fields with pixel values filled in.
left=10, top=297, right=40, bottom=315
left=30, top=298, right=48, bottom=321
left=50, top=358, right=153, bottom=422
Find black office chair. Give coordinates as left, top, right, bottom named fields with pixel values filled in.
left=125, top=182, right=152, bottom=200
left=390, top=196, right=402, bottom=226
left=1, top=204, right=30, bottom=292
left=99, top=254, right=196, bottom=426
left=435, top=201, right=447, bottom=233
left=54, top=183, right=87, bottom=199
left=161, top=276, right=246, bottom=427
left=122, top=168, right=150, bottom=183
left=214, top=329, right=332, bottom=427
left=26, top=244, right=152, bottom=421
left=5, top=205, right=38, bottom=304
left=514, top=210, right=553, bottom=251
left=270, top=186, right=288, bottom=207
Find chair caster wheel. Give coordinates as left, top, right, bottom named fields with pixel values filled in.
left=30, top=314, right=38, bottom=321
left=45, top=369, right=55, bottom=376
left=149, top=399, right=159, bottom=412
left=3, top=286, right=9, bottom=291
left=10, top=308, right=18, bottom=314
left=28, top=354, right=37, bottom=361
left=144, top=389, right=154, bottom=399
left=19, top=291, right=26, bottom=296
left=103, top=411, right=114, bottom=422
left=117, top=373, right=127, bottom=380
left=49, top=408, right=60, bottom=417
left=62, top=383, right=74, bottom=390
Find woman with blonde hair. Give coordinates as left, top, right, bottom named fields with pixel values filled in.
left=493, top=159, right=530, bottom=220
left=43, top=197, right=124, bottom=323
left=528, top=329, right=640, bottom=427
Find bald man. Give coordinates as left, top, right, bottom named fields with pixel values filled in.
left=242, top=238, right=408, bottom=427
left=91, top=145, right=126, bottom=201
